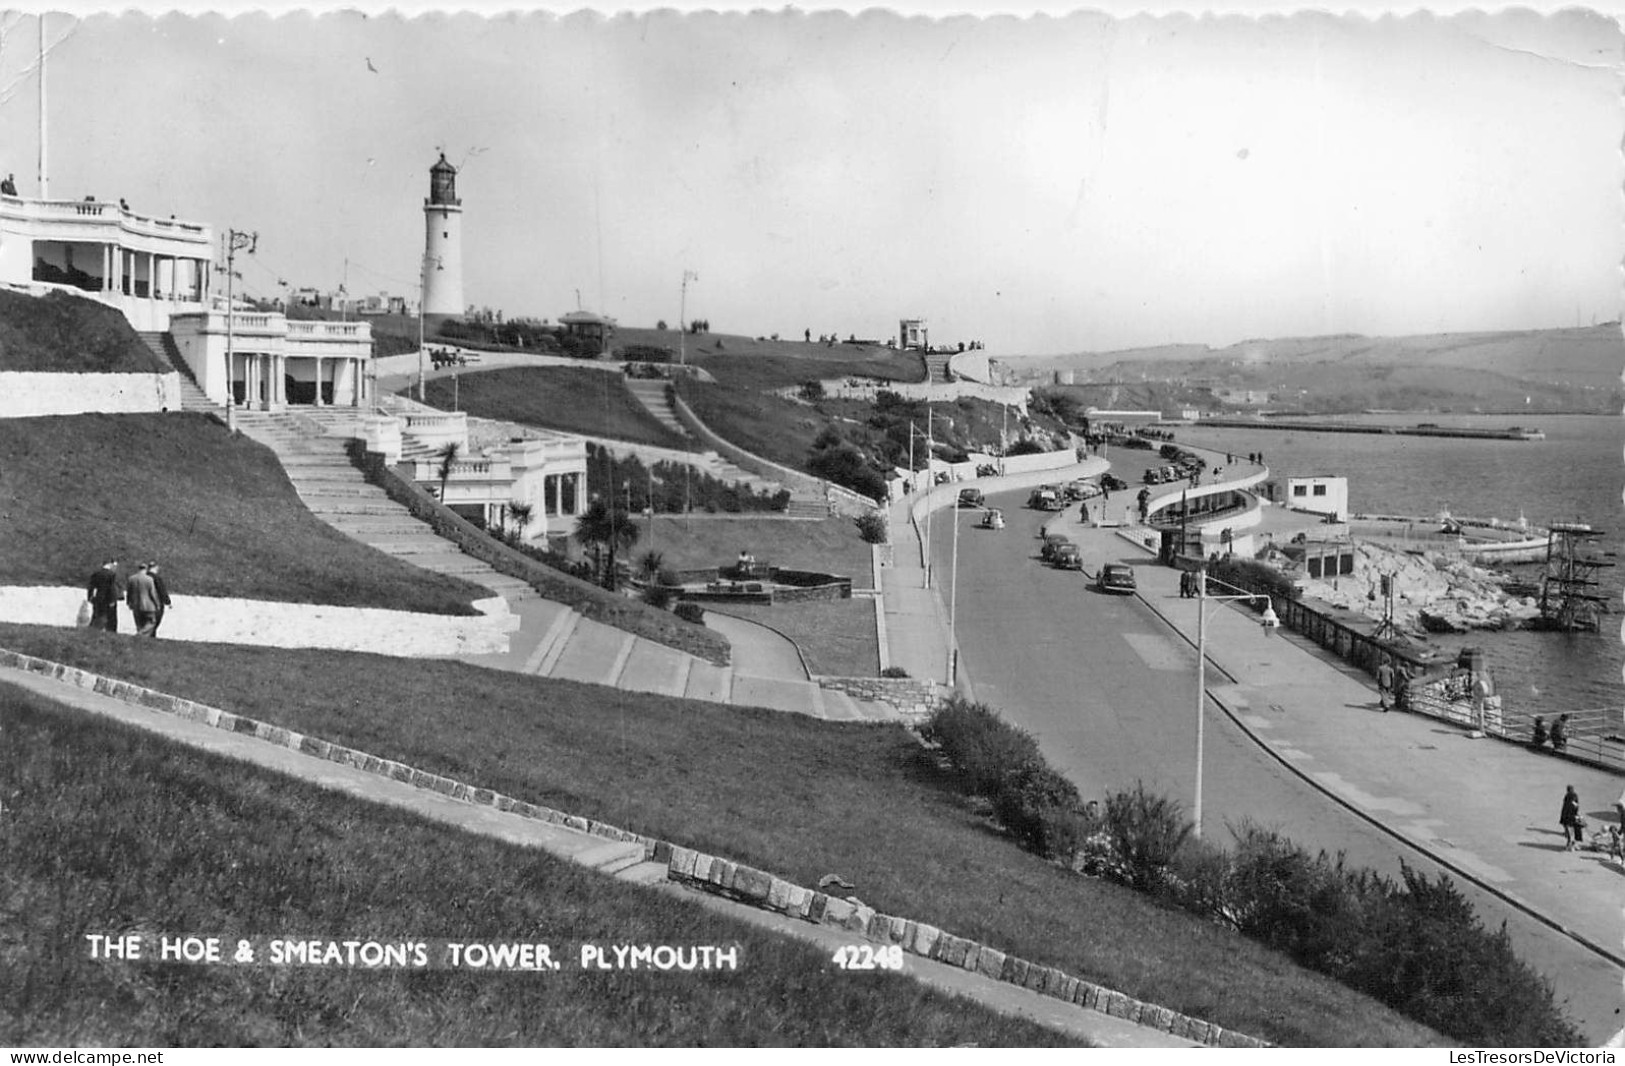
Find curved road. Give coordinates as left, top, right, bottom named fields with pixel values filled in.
left=928, top=460, right=1622, bottom=1042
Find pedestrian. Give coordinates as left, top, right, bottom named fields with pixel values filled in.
left=1471, top=671, right=1494, bottom=733
left=1376, top=658, right=1395, bottom=712
left=1560, top=785, right=1582, bottom=850
left=85, top=558, right=121, bottom=632
left=1531, top=715, right=1548, bottom=748
left=1615, top=785, right=1625, bottom=839
left=149, top=561, right=172, bottom=636
left=125, top=562, right=162, bottom=637
left=1079, top=501, right=1089, bottom=523
left=1179, top=570, right=1191, bottom=599
left=1552, top=713, right=1570, bottom=752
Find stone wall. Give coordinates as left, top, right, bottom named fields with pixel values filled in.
left=816, top=676, right=946, bottom=721
left=0, top=585, right=517, bottom=656
left=0, top=371, right=181, bottom=417
left=0, top=646, right=1266, bottom=1050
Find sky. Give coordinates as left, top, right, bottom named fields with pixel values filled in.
left=0, top=5, right=1617, bottom=355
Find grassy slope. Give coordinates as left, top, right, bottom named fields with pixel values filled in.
left=0, top=624, right=1448, bottom=1048
left=0, top=290, right=168, bottom=373
left=614, top=327, right=926, bottom=391
left=0, top=413, right=487, bottom=615
left=2, top=686, right=1078, bottom=1048
left=415, top=366, right=691, bottom=449
left=676, top=378, right=831, bottom=472
left=707, top=599, right=880, bottom=677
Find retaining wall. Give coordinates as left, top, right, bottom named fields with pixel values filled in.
left=0, top=371, right=182, bottom=417
left=0, top=585, right=517, bottom=656
left=815, top=675, right=946, bottom=721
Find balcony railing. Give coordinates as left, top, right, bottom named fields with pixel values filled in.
left=0, top=196, right=212, bottom=240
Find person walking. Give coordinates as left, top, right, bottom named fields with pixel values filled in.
left=1551, top=713, right=1570, bottom=752
left=149, top=561, right=172, bottom=636
left=125, top=562, right=162, bottom=637
left=1560, top=785, right=1582, bottom=850
left=85, top=558, right=121, bottom=632
left=1376, top=658, right=1395, bottom=712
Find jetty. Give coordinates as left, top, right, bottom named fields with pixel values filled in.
left=1193, top=418, right=1543, bottom=441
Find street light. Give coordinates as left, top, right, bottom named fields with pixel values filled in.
left=1192, top=568, right=1277, bottom=839
left=947, top=486, right=961, bottom=685
left=678, top=269, right=698, bottom=366
left=907, top=417, right=935, bottom=588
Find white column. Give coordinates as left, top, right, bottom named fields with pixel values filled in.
left=314, top=356, right=325, bottom=406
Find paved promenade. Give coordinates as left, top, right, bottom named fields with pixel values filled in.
left=883, top=484, right=1625, bottom=1042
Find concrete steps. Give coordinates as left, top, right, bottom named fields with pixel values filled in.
left=626, top=379, right=691, bottom=439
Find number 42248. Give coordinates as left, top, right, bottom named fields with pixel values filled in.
left=831, top=944, right=904, bottom=970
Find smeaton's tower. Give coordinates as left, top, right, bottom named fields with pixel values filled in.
left=422, top=152, right=465, bottom=318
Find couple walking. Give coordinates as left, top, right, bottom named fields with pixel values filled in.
left=85, top=558, right=171, bottom=636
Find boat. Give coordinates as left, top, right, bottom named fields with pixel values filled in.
left=1347, top=511, right=1551, bottom=564
left=1508, top=426, right=1546, bottom=441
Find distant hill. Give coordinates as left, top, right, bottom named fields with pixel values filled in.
left=995, top=324, right=1625, bottom=414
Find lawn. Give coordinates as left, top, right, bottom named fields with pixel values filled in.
left=674, top=377, right=831, bottom=474
left=0, top=624, right=1450, bottom=1048
left=708, top=599, right=880, bottom=678
left=415, top=366, right=691, bottom=449
left=0, top=413, right=488, bottom=615
left=1, top=685, right=1081, bottom=1047
left=642, top=515, right=874, bottom=582
left=0, top=290, right=166, bottom=373
left=613, top=327, right=926, bottom=392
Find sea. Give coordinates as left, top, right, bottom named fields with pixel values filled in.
left=1169, top=413, right=1625, bottom=719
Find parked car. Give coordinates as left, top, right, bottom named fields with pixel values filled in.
left=958, top=487, right=985, bottom=508
left=1051, top=542, right=1083, bottom=570
left=980, top=507, right=1005, bottom=530
left=1101, top=474, right=1128, bottom=492
left=1040, top=533, right=1073, bottom=562
left=1097, top=563, right=1138, bottom=594
left=1027, top=487, right=1063, bottom=511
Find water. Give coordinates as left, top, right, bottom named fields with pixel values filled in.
left=1171, top=414, right=1624, bottom=717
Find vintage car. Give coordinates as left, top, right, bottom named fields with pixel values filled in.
left=1101, top=474, right=1129, bottom=492
left=980, top=508, right=1005, bottom=530
left=1027, top=486, right=1064, bottom=511
left=1040, top=533, right=1074, bottom=562
left=958, top=487, right=986, bottom=508
left=1051, top=542, right=1083, bottom=570
left=1096, top=563, right=1138, bottom=594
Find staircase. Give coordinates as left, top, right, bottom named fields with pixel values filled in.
left=923, top=350, right=954, bottom=383
left=137, top=330, right=222, bottom=416
left=232, top=410, right=538, bottom=606
left=624, top=376, right=828, bottom=515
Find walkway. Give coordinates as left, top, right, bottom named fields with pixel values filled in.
left=883, top=472, right=1625, bottom=1042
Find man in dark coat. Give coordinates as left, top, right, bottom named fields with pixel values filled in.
left=125, top=563, right=162, bottom=637
left=148, top=561, right=172, bottom=636
left=86, top=559, right=121, bottom=632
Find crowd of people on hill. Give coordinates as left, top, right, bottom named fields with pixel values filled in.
left=83, top=558, right=172, bottom=637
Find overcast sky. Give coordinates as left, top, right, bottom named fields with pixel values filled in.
left=0, top=6, right=1617, bottom=355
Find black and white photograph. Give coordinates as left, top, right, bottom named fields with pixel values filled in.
left=1, top=2, right=1622, bottom=1051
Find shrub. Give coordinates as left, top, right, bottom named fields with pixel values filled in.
left=879, top=666, right=910, bottom=679
left=923, top=697, right=1043, bottom=797
left=674, top=602, right=705, bottom=625
left=1102, top=783, right=1193, bottom=893
left=854, top=511, right=888, bottom=544
left=1007, top=437, right=1046, bottom=457
left=991, top=762, right=1082, bottom=857
left=641, top=584, right=677, bottom=610
left=798, top=380, right=825, bottom=402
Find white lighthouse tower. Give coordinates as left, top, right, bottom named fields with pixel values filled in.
left=422, top=152, right=465, bottom=318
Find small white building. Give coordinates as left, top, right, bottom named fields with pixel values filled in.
left=1284, top=475, right=1349, bottom=521
left=169, top=311, right=374, bottom=410
left=411, top=428, right=589, bottom=541
left=899, top=318, right=928, bottom=350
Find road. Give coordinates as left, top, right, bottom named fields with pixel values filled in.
left=926, top=457, right=1623, bottom=1043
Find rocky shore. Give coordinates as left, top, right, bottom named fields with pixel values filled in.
left=1294, top=541, right=1541, bottom=634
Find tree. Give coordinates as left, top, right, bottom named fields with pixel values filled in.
left=506, top=501, right=535, bottom=543
left=573, top=498, right=641, bottom=591
left=637, top=549, right=665, bottom=583
left=436, top=441, right=462, bottom=502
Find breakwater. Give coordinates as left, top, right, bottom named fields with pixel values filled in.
left=1193, top=419, right=1541, bottom=441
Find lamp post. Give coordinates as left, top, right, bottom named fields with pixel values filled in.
left=907, top=419, right=934, bottom=588
left=678, top=269, right=698, bottom=366
left=947, top=488, right=961, bottom=685
left=1192, top=568, right=1278, bottom=839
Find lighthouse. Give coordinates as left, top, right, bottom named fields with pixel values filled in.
left=422, top=152, right=465, bottom=318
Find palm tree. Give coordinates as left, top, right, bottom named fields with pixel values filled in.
left=435, top=441, right=462, bottom=502
left=637, top=549, right=665, bottom=585
left=507, top=501, right=535, bottom=542
left=573, top=499, right=641, bottom=590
